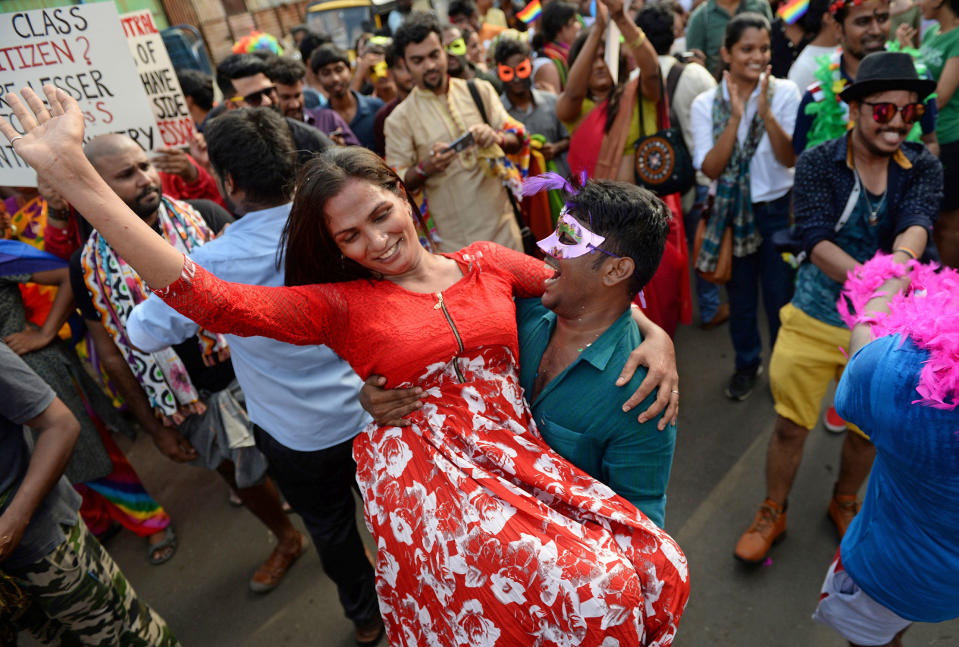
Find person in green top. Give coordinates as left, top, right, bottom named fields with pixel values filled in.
left=686, top=0, right=775, bottom=78
left=358, top=179, right=678, bottom=527
left=919, top=0, right=959, bottom=267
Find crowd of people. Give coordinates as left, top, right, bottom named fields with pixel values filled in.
left=1, top=0, right=957, bottom=645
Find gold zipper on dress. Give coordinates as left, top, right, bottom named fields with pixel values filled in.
left=434, top=291, right=466, bottom=383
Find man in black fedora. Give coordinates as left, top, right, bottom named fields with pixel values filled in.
left=733, top=51, right=942, bottom=564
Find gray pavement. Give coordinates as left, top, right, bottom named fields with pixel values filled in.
left=21, top=307, right=959, bottom=646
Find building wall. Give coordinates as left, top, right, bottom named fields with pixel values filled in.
left=163, top=0, right=311, bottom=64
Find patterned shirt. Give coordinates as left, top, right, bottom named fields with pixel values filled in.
left=792, top=190, right=887, bottom=327
left=791, top=134, right=941, bottom=304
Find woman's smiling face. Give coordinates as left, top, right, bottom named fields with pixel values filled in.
left=722, top=27, right=771, bottom=83
left=325, top=178, right=421, bottom=278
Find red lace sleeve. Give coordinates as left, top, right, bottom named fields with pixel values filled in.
left=153, top=256, right=341, bottom=346
left=471, top=242, right=552, bottom=298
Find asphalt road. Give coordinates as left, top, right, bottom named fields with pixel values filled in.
left=20, top=302, right=959, bottom=647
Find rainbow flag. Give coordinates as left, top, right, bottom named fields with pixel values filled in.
left=517, top=0, right=542, bottom=23
left=777, top=0, right=809, bottom=24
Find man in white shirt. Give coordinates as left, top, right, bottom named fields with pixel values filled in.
left=786, top=0, right=841, bottom=93
left=126, top=108, right=383, bottom=646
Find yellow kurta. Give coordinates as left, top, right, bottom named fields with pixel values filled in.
left=384, top=77, right=521, bottom=252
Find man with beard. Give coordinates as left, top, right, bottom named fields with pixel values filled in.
left=216, top=53, right=332, bottom=166
left=265, top=56, right=360, bottom=146
left=67, top=133, right=308, bottom=595
left=733, top=52, right=942, bottom=564
left=385, top=12, right=526, bottom=252
left=442, top=25, right=502, bottom=93
left=792, top=0, right=939, bottom=154
left=125, top=108, right=383, bottom=646
left=494, top=37, right=570, bottom=177
left=310, top=44, right=384, bottom=150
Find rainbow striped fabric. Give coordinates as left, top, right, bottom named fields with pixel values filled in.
left=517, top=0, right=542, bottom=23
left=777, top=0, right=809, bottom=24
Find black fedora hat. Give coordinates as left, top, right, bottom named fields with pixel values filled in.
left=839, top=52, right=937, bottom=103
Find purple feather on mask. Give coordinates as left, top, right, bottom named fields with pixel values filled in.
left=522, top=172, right=574, bottom=197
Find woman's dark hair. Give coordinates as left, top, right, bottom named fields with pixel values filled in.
left=724, top=12, right=771, bottom=50
left=566, top=179, right=671, bottom=298
left=282, top=147, right=422, bottom=286
left=533, top=1, right=578, bottom=50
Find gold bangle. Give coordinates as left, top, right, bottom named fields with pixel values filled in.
left=628, top=29, right=647, bottom=50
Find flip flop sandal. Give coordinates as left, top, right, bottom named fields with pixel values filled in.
left=147, top=526, right=177, bottom=565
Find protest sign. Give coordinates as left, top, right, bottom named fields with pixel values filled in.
left=0, top=3, right=155, bottom=186
left=121, top=9, right=195, bottom=150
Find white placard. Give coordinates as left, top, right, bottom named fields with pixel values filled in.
left=605, top=21, right=621, bottom=86
left=121, top=9, right=195, bottom=150
left=0, top=3, right=156, bottom=186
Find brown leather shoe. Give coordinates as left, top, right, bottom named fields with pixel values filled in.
left=249, top=532, right=307, bottom=594
left=734, top=498, right=787, bottom=563
left=701, top=303, right=730, bottom=330
left=354, top=615, right=385, bottom=646
left=828, top=493, right=861, bottom=539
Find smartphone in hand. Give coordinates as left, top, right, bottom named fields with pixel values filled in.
left=447, top=131, right=475, bottom=153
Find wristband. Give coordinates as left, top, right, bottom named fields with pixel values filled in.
left=893, top=247, right=917, bottom=260
left=415, top=162, right=428, bottom=178
left=628, top=29, right=647, bottom=50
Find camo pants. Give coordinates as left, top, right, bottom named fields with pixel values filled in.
left=6, top=514, right=179, bottom=646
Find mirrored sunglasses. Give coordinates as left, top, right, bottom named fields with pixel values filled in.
left=863, top=100, right=925, bottom=125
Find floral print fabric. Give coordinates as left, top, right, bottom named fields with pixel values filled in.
left=356, top=346, right=689, bottom=646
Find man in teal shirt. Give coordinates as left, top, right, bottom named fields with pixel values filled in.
left=360, top=180, right=676, bottom=527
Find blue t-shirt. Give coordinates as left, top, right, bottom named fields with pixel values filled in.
left=791, top=189, right=887, bottom=327
left=836, top=334, right=959, bottom=622
left=349, top=90, right=385, bottom=151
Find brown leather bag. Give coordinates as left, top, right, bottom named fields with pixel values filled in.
left=692, top=195, right=733, bottom=285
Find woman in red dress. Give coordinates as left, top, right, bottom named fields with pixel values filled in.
left=4, top=87, right=689, bottom=647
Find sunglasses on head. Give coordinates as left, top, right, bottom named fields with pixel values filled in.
left=445, top=38, right=467, bottom=56
left=497, top=59, right=532, bottom=82
left=863, top=100, right=925, bottom=125
left=229, top=85, right=277, bottom=107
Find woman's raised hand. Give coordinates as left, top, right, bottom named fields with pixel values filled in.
left=1, top=85, right=185, bottom=290
left=0, top=87, right=85, bottom=178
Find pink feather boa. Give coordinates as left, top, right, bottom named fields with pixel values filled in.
left=838, top=253, right=959, bottom=410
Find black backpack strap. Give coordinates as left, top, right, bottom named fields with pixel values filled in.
left=666, top=61, right=685, bottom=127
left=466, top=80, right=533, bottom=252
left=467, top=79, right=490, bottom=125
